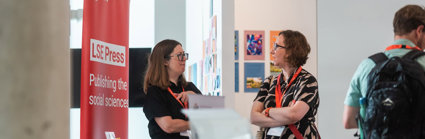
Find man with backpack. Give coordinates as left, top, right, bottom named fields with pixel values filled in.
left=343, top=5, right=425, bottom=139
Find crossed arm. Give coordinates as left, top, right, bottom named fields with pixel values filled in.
left=155, top=116, right=190, bottom=133
left=250, top=101, right=310, bottom=128
left=154, top=91, right=196, bottom=134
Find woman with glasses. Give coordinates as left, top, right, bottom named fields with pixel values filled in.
left=143, top=39, right=201, bottom=139
left=250, top=30, right=320, bottom=139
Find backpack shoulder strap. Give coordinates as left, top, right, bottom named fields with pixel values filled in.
left=368, top=52, right=388, bottom=64
left=402, top=49, right=425, bottom=60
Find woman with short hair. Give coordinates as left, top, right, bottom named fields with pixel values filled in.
left=250, top=30, right=320, bottom=139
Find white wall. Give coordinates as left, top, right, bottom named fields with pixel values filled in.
left=317, top=0, right=424, bottom=138
left=186, top=0, right=204, bottom=66
left=221, top=0, right=236, bottom=109
left=234, top=0, right=317, bottom=135
left=129, top=0, right=155, bottom=47
left=155, top=0, right=186, bottom=47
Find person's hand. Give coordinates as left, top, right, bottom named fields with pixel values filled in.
left=289, top=100, right=296, bottom=107
left=261, top=109, right=267, bottom=115
left=261, top=108, right=271, bottom=117
left=176, top=91, right=196, bottom=103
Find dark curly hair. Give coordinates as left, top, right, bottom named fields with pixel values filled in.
left=279, top=30, right=310, bottom=67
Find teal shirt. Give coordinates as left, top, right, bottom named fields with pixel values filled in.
left=344, top=39, right=425, bottom=107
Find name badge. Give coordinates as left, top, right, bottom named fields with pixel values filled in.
left=267, top=126, right=285, bottom=136
left=180, top=130, right=191, bottom=137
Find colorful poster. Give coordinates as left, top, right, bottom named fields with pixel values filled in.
left=191, top=63, right=197, bottom=86
left=270, top=30, right=280, bottom=61
left=211, top=15, right=217, bottom=53
left=235, top=30, right=239, bottom=60
left=214, top=74, right=221, bottom=95
left=81, top=0, right=129, bottom=139
left=188, top=65, right=192, bottom=82
left=213, top=54, right=217, bottom=74
left=200, top=15, right=220, bottom=96
left=244, top=63, right=265, bottom=92
left=202, top=40, right=206, bottom=59
left=235, top=62, right=239, bottom=92
left=244, top=30, right=265, bottom=60
left=199, top=59, right=204, bottom=92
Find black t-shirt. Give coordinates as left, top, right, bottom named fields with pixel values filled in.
left=143, top=82, right=201, bottom=139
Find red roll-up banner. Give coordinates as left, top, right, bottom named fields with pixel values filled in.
left=81, top=0, right=129, bottom=139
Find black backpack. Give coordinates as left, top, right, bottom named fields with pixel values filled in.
left=360, top=49, right=425, bottom=139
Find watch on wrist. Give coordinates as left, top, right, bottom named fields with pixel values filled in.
left=265, top=108, right=271, bottom=117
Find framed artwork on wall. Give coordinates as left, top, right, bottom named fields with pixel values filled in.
left=244, top=62, right=265, bottom=92
left=235, top=30, right=239, bottom=60
left=244, top=30, right=265, bottom=60
left=235, top=62, right=239, bottom=92
left=269, top=30, right=280, bottom=61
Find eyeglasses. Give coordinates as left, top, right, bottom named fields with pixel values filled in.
left=168, top=52, right=189, bottom=61
left=273, top=43, right=287, bottom=51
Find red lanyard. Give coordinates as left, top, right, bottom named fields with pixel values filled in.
left=275, top=67, right=302, bottom=108
left=385, top=44, right=421, bottom=51
left=167, top=87, right=188, bottom=109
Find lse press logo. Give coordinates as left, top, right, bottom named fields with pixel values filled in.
left=105, top=132, right=120, bottom=139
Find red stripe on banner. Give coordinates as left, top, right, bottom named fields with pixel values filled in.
left=81, top=0, right=129, bottom=139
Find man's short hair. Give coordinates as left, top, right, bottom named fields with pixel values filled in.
left=393, top=5, right=425, bottom=35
